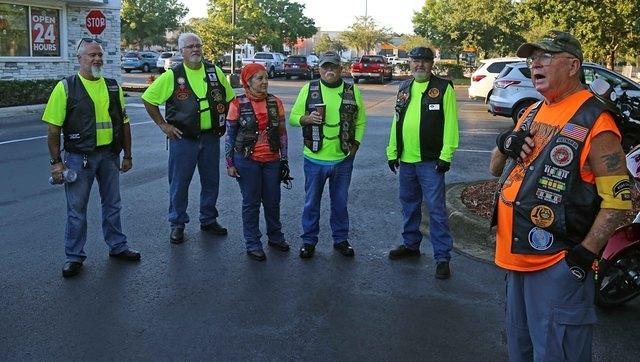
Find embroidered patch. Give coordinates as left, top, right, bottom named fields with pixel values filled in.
left=214, top=93, right=223, bottom=102
left=207, top=72, right=218, bottom=82
left=538, top=176, right=566, bottom=192
left=556, top=136, right=579, bottom=149
left=175, top=86, right=190, bottom=101
left=311, top=91, right=320, bottom=100
left=177, top=77, right=186, bottom=85
left=536, top=189, right=562, bottom=204
left=530, top=205, right=555, bottom=228
left=216, top=104, right=225, bottom=114
left=613, top=179, right=631, bottom=198
left=428, top=88, right=440, bottom=98
left=560, top=123, right=589, bottom=142
left=428, top=104, right=440, bottom=111
left=550, top=144, right=573, bottom=167
left=218, top=114, right=225, bottom=127
left=528, top=227, right=554, bottom=251
left=544, top=164, right=570, bottom=180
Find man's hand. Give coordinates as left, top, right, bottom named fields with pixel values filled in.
left=435, top=160, right=450, bottom=173
left=497, top=128, right=536, bottom=160
left=50, top=162, right=65, bottom=183
left=388, top=159, right=399, bottom=174
left=160, top=122, right=183, bottom=140
left=565, top=244, right=598, bottom=281
left=227, top=166, right=240, bottom=178
left=300, top=111, right=323, bottom=126
left=120, top=158, right=132, bottom=173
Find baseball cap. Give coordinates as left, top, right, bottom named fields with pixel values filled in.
left=408, top=47, right=434, bottom=60
left=318, top=51, right=341, bottom=66
left=516, top=30, right=583, bottom=62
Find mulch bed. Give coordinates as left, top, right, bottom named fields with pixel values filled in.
left=460, top=180, right=638, bottom=225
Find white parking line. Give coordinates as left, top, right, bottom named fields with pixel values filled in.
left=0, top=120, right=156, bottom=145
left=457, top=148, right=493, bottom=153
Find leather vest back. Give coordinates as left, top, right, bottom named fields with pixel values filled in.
left=234, top=94, right=281, bottom=158
left=62, top=75, right=124, bottom=154
left=165, top=62, right=228, bottom=138
left=394, top=75, right=451, bottom=161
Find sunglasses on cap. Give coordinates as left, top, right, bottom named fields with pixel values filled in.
left=77, top=37, right=103, bottom=50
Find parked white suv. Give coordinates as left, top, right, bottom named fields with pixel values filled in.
left=488, top=61, right=640, bottom=123
left=468, top=57, right=523, bottom=101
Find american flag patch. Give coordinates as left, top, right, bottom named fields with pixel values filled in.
left=559, top=123, right=588, bottom=142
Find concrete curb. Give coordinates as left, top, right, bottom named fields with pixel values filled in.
left=445, top=181, right=496, bottom=263
left=0, top=104, right=46, bottom=118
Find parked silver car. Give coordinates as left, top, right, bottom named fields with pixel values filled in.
left=488, top=62, right=640, bottom=123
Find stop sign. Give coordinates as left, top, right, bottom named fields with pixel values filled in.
left=85, top=10, right=106, bottom=35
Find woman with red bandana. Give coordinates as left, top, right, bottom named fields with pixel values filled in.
left=225, top=63, right=290, bottom=261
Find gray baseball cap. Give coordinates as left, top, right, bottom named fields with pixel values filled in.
left=319, top=51, right=341, bottom=66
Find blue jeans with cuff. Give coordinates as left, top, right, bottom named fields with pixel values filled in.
left=63, top=147, right=129, bottom=262
left=301, top=156, right=354, bottom=246
left=234, top=155, right=284, bottom=252
left=168, top=132, right=220, bottom=229
left=398, top=160, right=453, bottom=261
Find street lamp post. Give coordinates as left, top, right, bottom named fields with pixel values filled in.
left=228, top=0, right=240, bottom=87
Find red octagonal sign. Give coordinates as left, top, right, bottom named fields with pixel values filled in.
left=86, top=10, right=106, bottom=35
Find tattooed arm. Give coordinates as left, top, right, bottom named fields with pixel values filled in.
left=582, top=131, right=629, bottom=254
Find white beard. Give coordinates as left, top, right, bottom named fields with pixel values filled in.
left=413, top=71, right=428, bottom=82
left=91, top=65, right=103, bottom=78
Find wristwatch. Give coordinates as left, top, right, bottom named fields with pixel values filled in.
left=49, top=157, right=62, bottom=165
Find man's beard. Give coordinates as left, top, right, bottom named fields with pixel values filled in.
left=189, top=54, right=202, bottom=63
left=91, top=65, right=103, bottom=78
left=413, top=70, right=428, bottom=82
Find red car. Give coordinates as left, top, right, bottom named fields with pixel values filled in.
left=350, top=55, right=393, bottom=84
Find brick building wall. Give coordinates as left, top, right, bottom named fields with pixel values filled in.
left=0, top=0, right=122, bottom=83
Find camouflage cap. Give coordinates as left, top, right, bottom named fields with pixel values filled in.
left=318, top=51, right=341, bottom=66
left=516, top=30, right=583, bottom=62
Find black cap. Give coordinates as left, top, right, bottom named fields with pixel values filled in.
left=408, top=47, right=434, bottom=60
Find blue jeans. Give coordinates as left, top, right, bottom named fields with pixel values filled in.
left=168, top=133, right=220, bottom=229
left=301, top=156, right=354, bottom=246
left=398, top=160, right=453, bottom=261
left=506, top=260, right=597, bottom=362
left=234, top=155, right=284, bottom=251
left=63, top=148, right=129, bottom=262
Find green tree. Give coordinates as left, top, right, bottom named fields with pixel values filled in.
left=193, top=0, right=316, bottom=59
left=398, top=35, right=432, bottom=52
left=314, top=34, right=346, bottom=54
left=412, top=0, right=524, bottom=60
left=515, top=0, right=640, bottom=68
left=121, top=0, right=188, bottom=49
left=341, top=16, right=392, bottom=56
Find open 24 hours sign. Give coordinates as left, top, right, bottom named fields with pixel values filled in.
left=30, top=7, right=60, bottom=57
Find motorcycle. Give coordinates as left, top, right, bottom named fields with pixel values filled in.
left=590, top=78, right=640, bottom=307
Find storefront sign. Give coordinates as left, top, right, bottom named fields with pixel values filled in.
left=30, top=7, right=59, bottom=56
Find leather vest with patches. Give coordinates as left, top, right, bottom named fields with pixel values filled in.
left=62, top=75, right=124, bottom=154
left=165, top=62, right=228, bottom=138
left=512, top=96, right=609, bottom=254
left=303, top=80, right=358, bottom=154
left=234, top=94, right=281, bottom=158
left=394, top=76, right=451, bottom=161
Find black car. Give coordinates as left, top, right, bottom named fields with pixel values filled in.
left=284, top=55, right=319, bottom=79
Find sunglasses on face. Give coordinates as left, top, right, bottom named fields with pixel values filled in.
left=77, top=37, right=102, bottom=51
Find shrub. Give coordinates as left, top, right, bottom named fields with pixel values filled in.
left=433, top=63, right=465, bottom=79
left=0, top=79, right=59, bottom=108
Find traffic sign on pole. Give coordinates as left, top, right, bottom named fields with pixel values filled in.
left=85, top=10, right=106, bottom=36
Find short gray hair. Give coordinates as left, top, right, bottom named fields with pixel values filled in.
left=76, top=38, right=103, bottom=56
left=178, top=33, right=202, bottom=50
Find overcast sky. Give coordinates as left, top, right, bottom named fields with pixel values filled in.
left=183, top=0, right=426, bottom=34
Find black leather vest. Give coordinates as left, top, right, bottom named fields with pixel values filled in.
left=394, top=75, right=451, bottom=161
left=62, top=75, right=124, bottom=154
left=511, top=96, right=611, bottom=254
left=165, top=62, right=228, bottom=139
left=234, top=94, right=281, bottom=158
left=303, top=80, right=358, bottom=154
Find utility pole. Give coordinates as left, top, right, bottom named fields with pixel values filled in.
left=365, top=0, right=368, bottom=17
left=231, top=0, right=236, bottom=75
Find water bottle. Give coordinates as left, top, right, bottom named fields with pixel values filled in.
left=49, top=169, right=77, bottom=185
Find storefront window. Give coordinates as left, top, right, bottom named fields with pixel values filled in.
left=0, top=4, right=29, bottom=56
left=0, top=3, right=60, bottom=57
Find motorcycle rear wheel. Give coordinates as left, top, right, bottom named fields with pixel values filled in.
left=595, top=248, right=640, bottom=308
